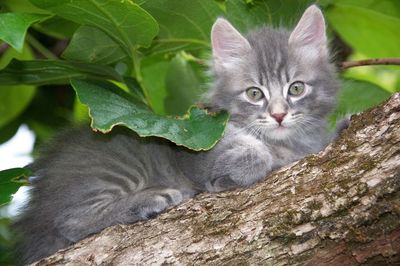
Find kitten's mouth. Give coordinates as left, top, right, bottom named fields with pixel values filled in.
left=266, top=125, right=292, bottom=140
left=257, top=121, right=290, bottom=132
left=276, top=124, right=287, bottom=129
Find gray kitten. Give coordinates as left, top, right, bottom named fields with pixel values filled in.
left=14, top=5, right=340, bottom=264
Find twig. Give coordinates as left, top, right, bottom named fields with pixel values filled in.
left=340, top=58, right=400, bottom=69
left=26, top=34, right=57, bottom=59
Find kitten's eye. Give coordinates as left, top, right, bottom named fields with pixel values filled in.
left=246, top=87, right=264, bottom=102
left=288, top=81, right=305, bottom=96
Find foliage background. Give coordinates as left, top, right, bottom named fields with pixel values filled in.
left=0, top=0, right=399, bottom=264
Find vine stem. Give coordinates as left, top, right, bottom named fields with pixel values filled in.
left=340, top=58, right=400, bottom=69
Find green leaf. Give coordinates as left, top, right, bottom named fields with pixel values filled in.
left=0, top=168, right=31, bottom=184
left=123, top=77, right=147, bottom=104
left=326, top=3, right=400, bottom=94
left=140, top=0, right=313, bottom=54
left=0, top=46, right=35, bottom=128
left=326, top=4, right=400, bottom=58
left=71, top=79, right=229, bottom=151
left=0, top=216, right=16, bottom=265
left=0, top=86, right=36, bottom=127
left=343, top=61, right=400, bottom=94
left=164, top=54, right=202, bottom=115
left=140, top=55, right=170, bottom=114
left=3, top=0, right=48, bottom=14
left=141, top=54, right=207, bottom=115
left=224, top=0, right=313, bottom=31
left=223, top=0, right=270, bottom=32
left=140, top=0, right=221, bottom=54
left=0, top=59, right=122, bottom=86
left=0, top=119, right=20, bottom=145
left=0, top=13, right=49, bottom=52
left=0, top=168, right=31, bottom=206
left=30, top=0, right=159, bottom=58
left=330, top=79, right=392, bottom=124
left=328, top=0, right=400, bottom=18
left=73, top=96, right=90, bottom=124
left=63, top=25, right=126, bottom=65
left=36, top=16, right=80, bottom=39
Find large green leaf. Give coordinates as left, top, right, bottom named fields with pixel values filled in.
left=326, top=4, right=400, bottom=58
left=0, top=12, right=49, bottom=52
left=63, top=25, right=126, bottom=65
left=0, top=168, right=31, bottom=206
left=71, top=79, right=229, bottom=151
left=0, top=59, right=122, bottom=86
left=29, top=0, right=159, bottom=58
left=330, top=79, right=392, bottom=125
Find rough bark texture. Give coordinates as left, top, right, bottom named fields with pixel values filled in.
left=34, top=93, right=400, bottom=266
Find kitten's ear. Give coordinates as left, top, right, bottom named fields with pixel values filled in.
left=289, top=5, right=327, bottom=59
left=211, top=18, right=251, bottom=70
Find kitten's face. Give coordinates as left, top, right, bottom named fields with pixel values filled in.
left=208, top=5, right=338, bottom=141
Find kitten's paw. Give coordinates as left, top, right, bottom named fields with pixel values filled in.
left=225, top=150, right=272, bottom=185
left=208, top=137, right=273, bottom=192
left=160, top=188, right=184, bottom=205
left=129, top=188, right=184, bottom=220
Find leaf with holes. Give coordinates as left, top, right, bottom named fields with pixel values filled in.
left=71, top=79, right=229, bottom=151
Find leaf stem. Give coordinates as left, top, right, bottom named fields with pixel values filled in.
left=154, top=38, right=210, bottom=47
left=340, top=58, right=400, bottom=69
left=26, top=34, right=57, bottom=59
left=180, top=51, right=206, bottom=65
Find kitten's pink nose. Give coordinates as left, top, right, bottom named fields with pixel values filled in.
left=271, top=113, right=287, bottom=124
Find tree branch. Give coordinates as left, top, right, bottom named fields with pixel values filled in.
left=340, top=58, right=400, bottom=69
left=32, top=93, right=400, bottom=266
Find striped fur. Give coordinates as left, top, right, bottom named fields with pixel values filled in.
left=14, top=5, right=342, bottom=264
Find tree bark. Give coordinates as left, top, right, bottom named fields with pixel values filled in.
left=33, top=93, right=400, bottom=266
